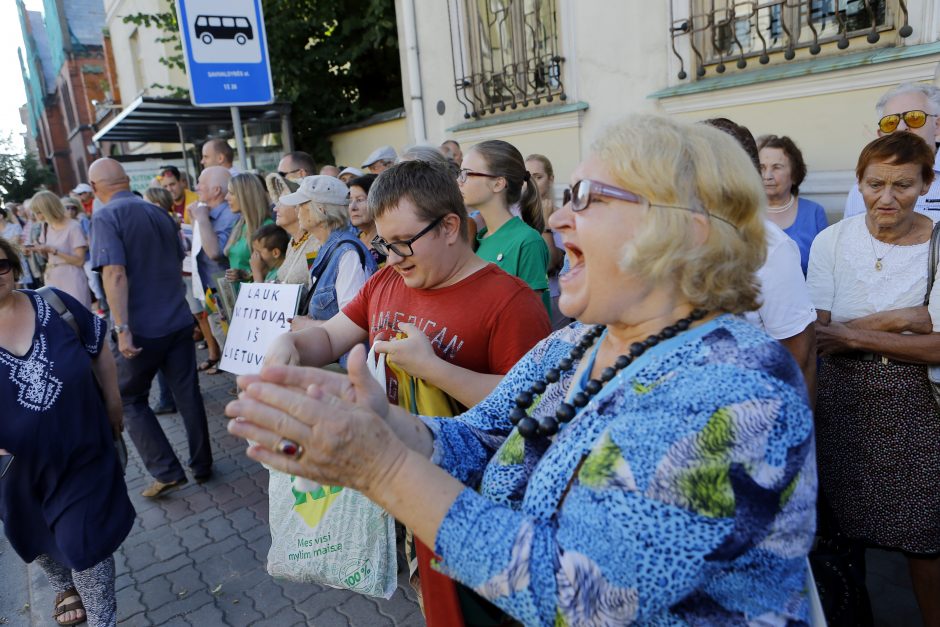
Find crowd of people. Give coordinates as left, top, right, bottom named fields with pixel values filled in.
left=1, top=79, right=939, bottom=627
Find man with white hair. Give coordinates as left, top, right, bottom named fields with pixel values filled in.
left=844, top=81, right=940, bottom=220
left=191, top=166, right=236, bottom=297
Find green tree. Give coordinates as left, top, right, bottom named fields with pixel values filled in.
left=122, top=0, right=403, bottom=164
left=0, top=140, right=56, bottom=203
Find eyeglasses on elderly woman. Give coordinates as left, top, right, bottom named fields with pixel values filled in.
left=878, top=109, right=937, bottom=134
left=568, top=179, right=739, bottom=229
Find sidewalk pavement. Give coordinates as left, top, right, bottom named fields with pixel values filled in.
left=2, top=358, right=423, bottom=626
left=0, top=348, right=923, bottom=626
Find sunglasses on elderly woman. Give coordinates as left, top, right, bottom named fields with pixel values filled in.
left=569, top=179, right=738, bottom=229
left=0, top=259, right=13, bottom=275
left=878, top=109, right=937, bottom=134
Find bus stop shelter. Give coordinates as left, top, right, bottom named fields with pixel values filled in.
left=92, top=96, right=293, bottom=179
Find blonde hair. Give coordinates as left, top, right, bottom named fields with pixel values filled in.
left=226, top=174, right=272, bottom=255
left=30, top=190, right=67, bottom=223
left=303, top=202, right=348, bottom=232
left=591, top=114, right=766, bottom=314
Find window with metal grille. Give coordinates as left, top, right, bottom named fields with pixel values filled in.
left=448, top=0, right=566, bottom=119
left=669, top=0, right=911, bottom=80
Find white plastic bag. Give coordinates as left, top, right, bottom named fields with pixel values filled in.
left=266, top=470, right=397, bottom=599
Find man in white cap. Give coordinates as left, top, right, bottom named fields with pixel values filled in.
left=71, top=183, right=95, bottom=215
left=338, top=166, right=364, bottom=184
left=361, top=145, right=397, bottom=174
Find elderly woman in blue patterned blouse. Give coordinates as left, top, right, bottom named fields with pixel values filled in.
left=226, top=114, right=817, bottom=625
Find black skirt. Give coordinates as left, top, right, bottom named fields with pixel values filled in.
left=816, top=355, right=940, bottom=554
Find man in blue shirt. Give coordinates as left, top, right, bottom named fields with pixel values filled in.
left=190, top=166, right=236, bottom=298
left=89, top=158, right=213, bottom=498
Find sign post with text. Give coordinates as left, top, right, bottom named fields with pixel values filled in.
left=220, top=283, right=302, bottom=376
left=175, top=0, right=275, bottom=106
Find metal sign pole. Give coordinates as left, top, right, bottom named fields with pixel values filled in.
left=231, top=106, right=248, bottom=171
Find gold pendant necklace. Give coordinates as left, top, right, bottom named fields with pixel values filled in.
left=869, top=233, right=899, bottom=271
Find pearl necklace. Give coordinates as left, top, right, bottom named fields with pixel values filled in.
left=510, top=309, right=708, bottom=440
left=766, top=195, right=796, bottom=214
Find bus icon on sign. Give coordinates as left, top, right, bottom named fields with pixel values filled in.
left=195, top=15, right=254, bottom=45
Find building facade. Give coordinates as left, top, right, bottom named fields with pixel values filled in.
left=372, top=0, right=940, bottom=217
left=18, top=0, right=109, bottom=194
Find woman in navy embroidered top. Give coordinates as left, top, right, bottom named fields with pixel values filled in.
left=0, top=236, right=134, bottom=626
left=226, top=115, right=817, bottom=625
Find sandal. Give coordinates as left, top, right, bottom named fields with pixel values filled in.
left=197, top=358, right=220, bottom=372
left=54, top=588, right=86, bottom=626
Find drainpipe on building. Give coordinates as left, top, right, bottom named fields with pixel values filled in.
left=401, top=0, right=427, bottom=145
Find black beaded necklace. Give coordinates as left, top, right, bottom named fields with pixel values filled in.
left=510, top=309, right=709, bottom=440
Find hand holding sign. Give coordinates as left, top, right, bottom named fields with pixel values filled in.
left=220, top=282, right=302, bottom=375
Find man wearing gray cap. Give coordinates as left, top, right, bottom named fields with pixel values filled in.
left=362, top=145, right=397, bottom=174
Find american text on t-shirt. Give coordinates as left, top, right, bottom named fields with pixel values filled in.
left=370, top=310, right=465, bottom=361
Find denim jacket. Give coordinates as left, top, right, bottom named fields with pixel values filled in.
left=306, top=227, right=377, bottom=322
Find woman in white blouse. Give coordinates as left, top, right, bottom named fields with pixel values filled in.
left=807, top=131, right=940, bottom=625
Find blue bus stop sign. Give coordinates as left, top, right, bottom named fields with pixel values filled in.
left=175, top=0, right=274, bottom=106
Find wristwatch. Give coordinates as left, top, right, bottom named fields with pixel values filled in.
left=114, top=324, right=130, bottom=335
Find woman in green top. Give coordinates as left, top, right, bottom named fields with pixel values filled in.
left=459, top=139, right=551, bottom=314
left=224, top=173, right=273, bottom=284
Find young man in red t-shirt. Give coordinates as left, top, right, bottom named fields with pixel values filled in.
left=265, top=160, right=550, bottom=407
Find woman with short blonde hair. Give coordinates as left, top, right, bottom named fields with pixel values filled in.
left=31, top=190, right=91, bottom=308
left=228, top=114, right=815, bottom=625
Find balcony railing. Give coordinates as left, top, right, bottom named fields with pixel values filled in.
left=448, top=0, right=567, bottom=119
left=669, top=0, right=913, bottom=80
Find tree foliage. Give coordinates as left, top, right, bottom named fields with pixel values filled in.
left=121, top=6, right=189, bottom=99
left=122, top=0, right=403, bottom=164
left=0, top=137, right=56, bottom=203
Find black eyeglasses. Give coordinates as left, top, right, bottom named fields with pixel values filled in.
left=278, top=168, right=302, bottom=178
left=372, top=216, right=444, bottom=257
left=457, top=169, right=501, bottom=184
left=568, top=179, right=738, bottom=230
left=0, top=259, right=14, bottom=276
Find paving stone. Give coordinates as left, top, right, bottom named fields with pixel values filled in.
left=248, top=605, right=308, bottom=626
left=145, top=591, right=214, bottom=626
left=133, top=554, right=191, bottom=586
left=243, top=578, right=292, bottom=616
left=217, top=593, right=264, bottom=627
left=115, top=584, right=147, bottom=622
left=137, top=575, right=181, bottom=612
left=177, top=523, right=213, bottom=553
left=337, top=593, right=392, bottom=626
left=165, top=564, right=207, bottom=598
left=306, top=607, right=354, bottom=627
left=201, top=512, right=238, bottom=543
left=188, top=533, right=243, bottom=564
left=175, top=601, right=228, bottom=627
left=225, top=507, right=261, bottom=534
left=152, top=535, right=186, bottom=562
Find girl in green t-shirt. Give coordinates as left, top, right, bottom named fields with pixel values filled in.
left=458, top=140, right=551, bottom=314
left=224, top=173, right=274, bottom=284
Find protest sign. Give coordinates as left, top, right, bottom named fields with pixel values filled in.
left=220, top=282, right=302, bottom=375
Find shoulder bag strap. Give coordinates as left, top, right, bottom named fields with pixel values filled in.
left=36, top=286, right=79, bottom=336
left=924, top=221, right=940, bottom=306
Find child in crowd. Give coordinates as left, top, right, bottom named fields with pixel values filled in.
left=250, top=223, right=290, bottom=283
